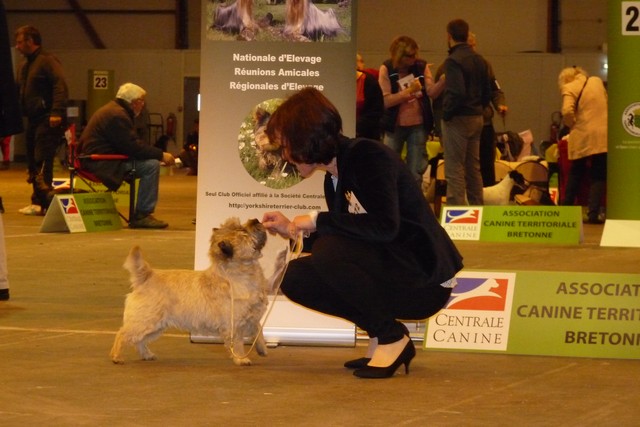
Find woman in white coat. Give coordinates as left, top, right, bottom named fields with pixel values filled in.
left=558, top=66, right=608, bottom=223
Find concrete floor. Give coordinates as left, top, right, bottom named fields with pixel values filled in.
left=1, top=163, right=639, bottom=426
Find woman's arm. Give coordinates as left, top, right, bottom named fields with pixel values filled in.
left=560, top=90, right=577, bottom=128
left=379, top=64, right=416, bottom=109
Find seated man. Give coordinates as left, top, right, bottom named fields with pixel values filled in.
left=78, top=83, right=175, bottom=229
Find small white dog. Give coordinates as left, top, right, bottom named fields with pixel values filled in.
left=110, top=217, right=285, bottom=366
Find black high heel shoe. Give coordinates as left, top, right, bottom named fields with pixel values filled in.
left=353, top=338, right=416, bottom=379
left=344, top=324, right=411, bottom=370
left=343, top=357, right=371, bottom=369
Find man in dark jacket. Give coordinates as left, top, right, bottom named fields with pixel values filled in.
left=15, top=25, right=68, bottom=215
left=441, top=19, right=491, bottom=206
left=468, top=32, right=508, bottom=187
left=79, top=83, right=175, bottom=229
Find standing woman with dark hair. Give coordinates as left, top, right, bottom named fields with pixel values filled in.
left=262, top=88, right=463, bottom=379
left=379, top=35, right=435, bottom=183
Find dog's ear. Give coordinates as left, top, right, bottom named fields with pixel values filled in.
left=218, top=240, right=234, bottom=258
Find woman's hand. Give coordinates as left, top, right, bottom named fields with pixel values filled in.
left=262, top=211, right=292, bottom=238
left=262, top=211, right=317, bottom=239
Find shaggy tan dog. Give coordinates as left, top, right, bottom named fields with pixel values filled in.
left=214, top=0, right=255, bottom=32
left=284, top=0, right=343, bottom=41
left=110, top=217, right=285, bottom=366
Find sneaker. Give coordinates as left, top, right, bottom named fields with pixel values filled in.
left=18, top=204, right=43, bottom=216
left=0, top=289, right=9, bottom=301
left=129, top=214, right=169, bottom=229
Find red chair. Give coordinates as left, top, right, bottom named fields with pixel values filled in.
left=66, top=124, right=136, bottom=224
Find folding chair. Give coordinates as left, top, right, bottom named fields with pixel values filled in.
left=66, top=124, right=137, bottom=224
left=515, top=159, right=549, bottom=189
left=494, top=160, right=513, bottom=184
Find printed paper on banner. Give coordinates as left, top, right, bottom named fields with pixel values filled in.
left=425, top=271, right=516, bottom=352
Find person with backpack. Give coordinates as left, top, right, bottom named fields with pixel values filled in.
left=468, top=32, right=508, bottom=187
left=441, top=19, right=492, bottom=206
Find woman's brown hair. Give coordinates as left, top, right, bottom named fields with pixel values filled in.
left=266, top=87, right=342, bottom=165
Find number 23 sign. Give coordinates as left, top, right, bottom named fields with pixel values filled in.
left=92, top=72, right=110, bottom=90
left=623, top=2, right=640, bottom=34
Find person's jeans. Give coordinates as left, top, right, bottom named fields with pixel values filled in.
left=442, top=115, right=484, bottom=206
left=123, top=158, right=160, bottom=216
left=384, top=125, right=427, bottom=183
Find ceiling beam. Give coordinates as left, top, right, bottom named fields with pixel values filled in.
left=67, top=0, right=106, bottom=49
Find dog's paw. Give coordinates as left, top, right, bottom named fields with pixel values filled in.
left=233, top=357, right=253, bottom=366
left=141, top=354, right=157, bottom=361
left=255, top=342, right=268, bottom=357
left=111, top=358, right=125, bottom=365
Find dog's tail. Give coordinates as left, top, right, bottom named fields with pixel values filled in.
left=123, top=246, right=153, bottom=287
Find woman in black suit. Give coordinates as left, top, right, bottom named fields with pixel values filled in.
left=262, top=88, right=463, bottom=379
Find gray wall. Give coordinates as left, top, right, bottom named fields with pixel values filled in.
left=6, top=0, right=608, bottom=154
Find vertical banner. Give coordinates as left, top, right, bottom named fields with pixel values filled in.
left=193, top=1, right=357, bottom=345
left=607, top=2, right=640, bottom=218
left=601, top=2, right=640, bottom=246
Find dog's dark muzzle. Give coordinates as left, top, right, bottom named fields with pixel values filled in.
left=247, top=218, right=267, bottom=250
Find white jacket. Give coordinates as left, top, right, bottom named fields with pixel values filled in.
left=561, top=74, right=608, bottom=160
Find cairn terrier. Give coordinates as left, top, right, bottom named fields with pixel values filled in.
left=110, top=217, right=285, bottom=366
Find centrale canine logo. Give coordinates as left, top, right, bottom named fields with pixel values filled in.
left=61, top=198, right=79, bottom=214
left=445, top=209, right=480, bottom=224
left=425, top=271, right=516, bottom=352
left=446, top=277, right=510, bottom=311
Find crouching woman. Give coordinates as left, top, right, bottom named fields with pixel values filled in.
left=262, top=88, right=463, bottom=379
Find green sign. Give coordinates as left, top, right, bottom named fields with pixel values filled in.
left=424, top=270, right=640, bottom=360
left=74, top=193, right=122, bottom=232
left=40, top=194, right=121, bottom=233
left=441, top=206, right=583, bottom=244
left=73, top=179, right=136, bottom=213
